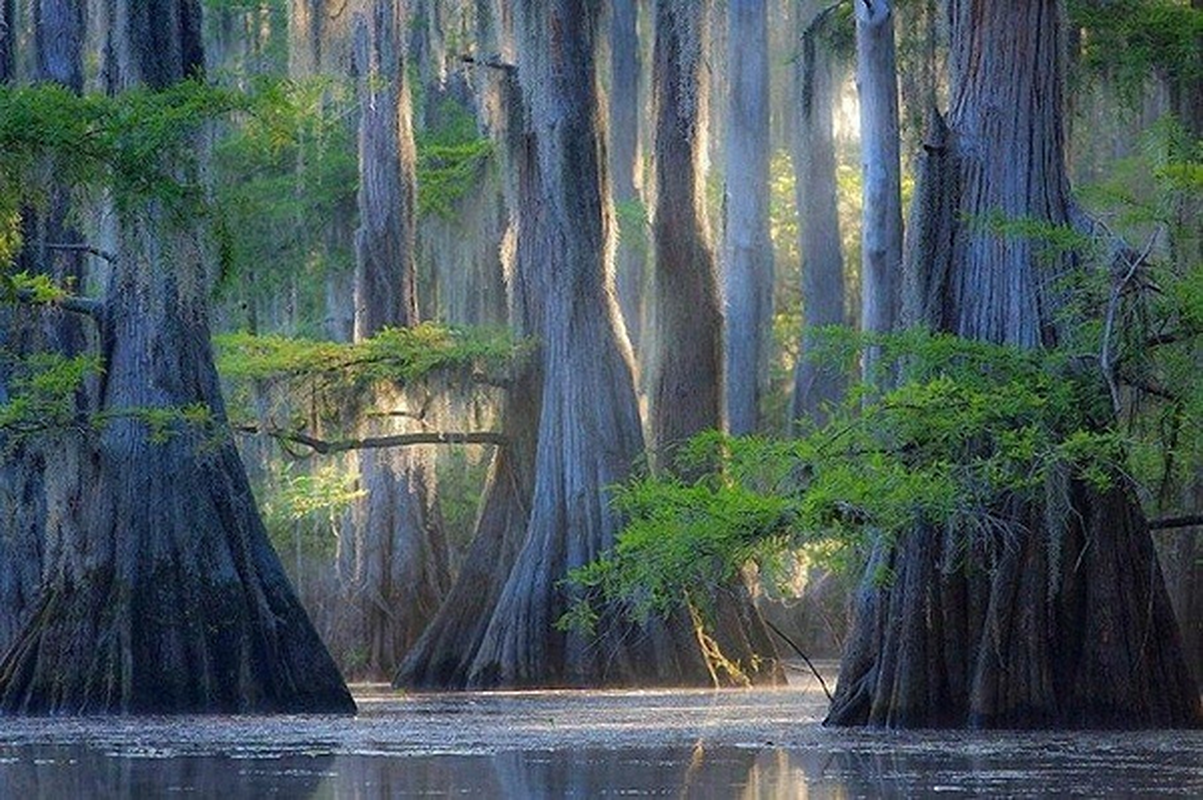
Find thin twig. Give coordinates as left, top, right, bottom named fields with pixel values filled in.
left=43, top=243, right=117, bottom=263
left=762, top=617, right=834, bottom=702
left=459, top=54, right=517, bottom=73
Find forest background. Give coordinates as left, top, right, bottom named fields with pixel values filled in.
left=0, top=0, right=1199, bottom=726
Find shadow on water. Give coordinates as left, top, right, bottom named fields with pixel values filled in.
left=1, top=682, right=1201, bottom=797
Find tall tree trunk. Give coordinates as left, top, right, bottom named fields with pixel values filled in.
left=722, top=0, right=774, bottom=436
left=790, top=1, right=847, bottom=425
left=340, top=0, right=449, bottom=681
left=609, top=0, right=646, bottom=358
left=0, top=0, right=14, bottom=82
left=650, top=0, right=724, bottom=463
left=0, top=0, right=353, bottom=715
left=854, top=0, right=903, bottom=372
left=396, top=67, right=544, bottom=688
left=827, top=0, right=1200, bottom=729
left=0, top=0, right=88, bottom=655
left=465, top=0, right=708, bottom=688
left=649, top=0, right=781, bottom=685
left=404, top=0, right=728, bottom=689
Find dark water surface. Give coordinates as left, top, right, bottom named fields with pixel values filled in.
left=1, top=679, right=1200, bottom=797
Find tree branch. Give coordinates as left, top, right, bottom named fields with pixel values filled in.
left=1150, top=515, right=1203, bottom=531
left=1100, top=228, right=1159, bottom=415
left=459, top=54, right=517, bottom=73
left=43, top=243, right=117, bottom=263
left=237, top=424, right=506, bottom=454
left=13, top=288, right=103, bottom=318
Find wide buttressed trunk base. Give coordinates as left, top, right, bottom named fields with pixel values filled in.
left=0, top=430, right=356, bottom=715
left=0, top=251, right=354, bottom=715
left=335, top=444, right=449, bottom=682
left=825, top=481, right=1202, bottom=729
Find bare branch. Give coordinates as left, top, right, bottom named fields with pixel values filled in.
left=237, top=424, right=506, bottom=454
left=43, top=243, right=117, bottom=263
left=459, top=54, right=516, bottom=73
left=1150, top=515, right=1203, bottom=531
left=1100, top=228, right=1159, bottom=415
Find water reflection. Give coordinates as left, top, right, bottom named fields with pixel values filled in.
left=0, top=746, right=333, bottom=799
left=0, top=684, right=1200, bottom=798
left=2, top=740, right=1203, bottom=798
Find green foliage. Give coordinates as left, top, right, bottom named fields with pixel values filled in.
left=0, top=271, right=67, bottom=304
left=216, top=323, right=522, bottom=386
left=416, top=99, right=493, bottom=219
left=1069, top=0, right=1203, bottom=105
left=563, top=330, right=1135, bottom=628
left=614, top=198, right=649, bottom=257
left=0, top=351, right=101, bottom=441
left=1073, top=116, right=1202, bottom=503
left=215, top=323, right=526, bottom=427
left=256, top=462, right=355, bottom=566
left=268, top=463, right=364, bottom=521
left=0, top=80, right=248, bottom=224
left=210, top=76, right=358, bottom=320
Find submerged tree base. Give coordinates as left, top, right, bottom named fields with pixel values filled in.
left=825, top=482, right=1202, bottom=730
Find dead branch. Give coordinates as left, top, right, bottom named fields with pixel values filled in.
left=43, top=242, right=117, bottom=263
left=1149, top=515, right=1203, bottom=531
left=237, top=424, right=506, bottom=454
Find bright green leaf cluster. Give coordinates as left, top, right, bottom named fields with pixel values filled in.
left=564, top=330, right=1136, bottom=629
left=0, top=351, right=101, bottom=441
left=215, top=322, right=523, bottom=387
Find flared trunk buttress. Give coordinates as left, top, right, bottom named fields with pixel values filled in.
left=828, top=483, right=1199, bottom=728
left=0, top=207, right=354, bottom=715
left=827, top=0, right=1200, bottom=728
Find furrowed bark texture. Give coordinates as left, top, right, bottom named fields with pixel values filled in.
left=338, top=0, right=449, bottom=681
left=827, top=0, right=1200, bottom=729
left=0, top=0, right=88, bottom=655
left=650, top=0, right=723, bottom=464
left=0, top=0, right=14, bottom=82
left=0, top=1, right=353, bottom=714
left=722, top=0, right=774, bottom=436
left=790, top=2, right=847, bottom=426
left=854, top=0, right=903, bottom=368
left=466, top=0, right=709, bottom=688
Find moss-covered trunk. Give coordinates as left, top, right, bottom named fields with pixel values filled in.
left=827, top=0, right=1200, bottom=729
left=0, top=0, right=353, bottom=715
left=336, top=0, right=449, bottom=681
left=790, top=2, right=846, bottom=425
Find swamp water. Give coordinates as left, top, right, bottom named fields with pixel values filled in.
left=1, top=678, right=1201, bottom=797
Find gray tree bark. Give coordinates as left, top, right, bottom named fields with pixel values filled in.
left=465, top=0, right=707, bottom=688
left=609, top=0, right=646, bottom=357
left=648, top=0, right=782, bottom=685
left=650, top=0, right=724, bottom=464
left=854, top=0, right=903, bottom=372
left=0, top=0, right=14, bottom=82
left=339, top=0, right=450, bottom=681
left=0, top=0, right=88, bottom=656
left=790, top=1, right=847, bottom=426
left=722, top=0, right=774, bottom=436
left=0, top=0, right=354, bottom=714
left=404, top=0, right=736, bottom=689
left=827, top=0, right=1200, bottom=729
left=396, top=66, right=544, bottom=688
